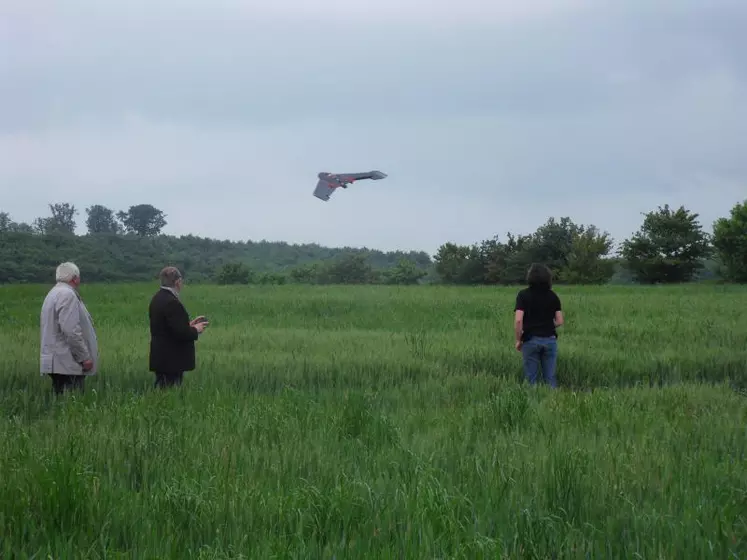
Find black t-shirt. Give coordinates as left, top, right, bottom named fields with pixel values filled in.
left=514, top=287, right=562, bottom=341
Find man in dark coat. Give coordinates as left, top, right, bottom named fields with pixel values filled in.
left=148, top=266, right=208, bottom=388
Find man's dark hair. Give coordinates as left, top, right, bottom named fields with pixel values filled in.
left=159, top=266, right=182, bottom=288
left=526, top=263, right=552, bottom=289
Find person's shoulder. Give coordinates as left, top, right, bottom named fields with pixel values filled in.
left=153, top=288, right=174, bottom=299
left=516, top=287, right=531, bottom=300
left=160, top=291, right=184, bottom=310
left=548, top=289, right=562, bottom=307
left=53, top=284, right=75, bottom=303
left=41, top=286, right=58, bottom=309
left=43, top=284, right=60, bottom=299
left=150, top=289, right=172, bottom=306
left=515, top=287, right=530, bottom=308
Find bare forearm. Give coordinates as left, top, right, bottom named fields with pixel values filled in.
left=514, top=321, right=523, bottom=342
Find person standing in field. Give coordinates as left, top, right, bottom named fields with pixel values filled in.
left=513, top=263, right=564, bottom=388
left=39, top=262, right=98, bottom=395
left=148, top=266, right=208, bottom=389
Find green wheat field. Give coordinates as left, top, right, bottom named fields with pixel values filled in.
left=0, top=282, right=745, bottom=558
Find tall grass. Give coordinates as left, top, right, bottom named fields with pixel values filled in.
left=0, top=283, right=745, bottom=558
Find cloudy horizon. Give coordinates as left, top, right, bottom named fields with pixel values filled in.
left=1, top=0, right=745, bottom=256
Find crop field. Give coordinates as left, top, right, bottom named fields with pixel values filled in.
left=0, top=282, right=745, bottom=558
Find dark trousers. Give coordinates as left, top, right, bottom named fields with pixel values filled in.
left=154, top=371, right=184, bottom=388
left=49, top=374, right=85, bottom=395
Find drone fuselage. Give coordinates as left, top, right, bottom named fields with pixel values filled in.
left=313, top=170, right=387, bottom=201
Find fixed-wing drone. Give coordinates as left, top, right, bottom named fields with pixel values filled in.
left=312, top=170, right=387, bottom=201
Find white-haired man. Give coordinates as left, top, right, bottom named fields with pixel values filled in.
left=40, top=262, right=98, bottom=394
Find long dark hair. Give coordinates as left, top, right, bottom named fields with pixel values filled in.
left=526, top=263, right=552, bottom=290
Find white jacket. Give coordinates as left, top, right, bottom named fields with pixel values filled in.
left=39, top=282, right=98, bottom=376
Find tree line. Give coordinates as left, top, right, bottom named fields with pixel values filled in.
left=1, top=199, right=746, bottom=285
left=0, top=203, right=433, bottom=285
left=434, top=200, right=747, bottom=285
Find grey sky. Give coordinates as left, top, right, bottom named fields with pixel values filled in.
left=1, top=0, right=745, bottom=255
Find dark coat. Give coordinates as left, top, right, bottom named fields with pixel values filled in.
left=148, top=288, right=199, bottom=373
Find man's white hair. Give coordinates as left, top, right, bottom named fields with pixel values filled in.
left=56, top=262, right=80, bottom=283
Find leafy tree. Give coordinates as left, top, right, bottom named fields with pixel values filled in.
left=46, top=203, right=78, bottom=234
left=383, top=258, right=428, bottom=285
left=529, top=217, right=584, bottom=274
left=433, top=242, right=484, bottom=284
left=117, top=204, right=167, bottom=236
left=86, top=204, right=121, bottom=234
left=620, top=204, right=711, bottom=284
left=480, top=232, right=535, bottom=284
left=29, top=203, right=77, bottom=235
left=289, top=263, right=322, bottom=284
left=32, top=217, right=50, bottom=235
left=433, top=242, right=466, bottom=283
left=0, top=215, right=34, bottom=234
left=323, top=253, right=375, bottom=284
left=459, top=218, right=609, bottom=286
left=558, top=225, right=616, bottom=284
left=256, top=271, right=288, bottom=285
left=712, top=199, right=747, bottom=283
left=216, top=262, right=252, bottom=284
left=0, top=212, right=11, bottom=232
left=0, top=212, right=32, bottom=233
left=13, top=222, right=34, bottom=233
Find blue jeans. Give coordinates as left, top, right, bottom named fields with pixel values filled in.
left=521, top=336, right=558, bottom=388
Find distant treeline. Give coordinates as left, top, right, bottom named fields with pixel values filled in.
left=0, top=203, right=432, bottom=285
left=1, top=198, right=746, bottom=285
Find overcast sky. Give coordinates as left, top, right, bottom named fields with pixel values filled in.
left=1, top=0, right=745, bottom=255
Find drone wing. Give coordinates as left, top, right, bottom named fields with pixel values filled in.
left=337, top=170, right=388, bottom=182
left=313, top=170, right=387, bottom=201
left=313, top=178, right=337, bottom=201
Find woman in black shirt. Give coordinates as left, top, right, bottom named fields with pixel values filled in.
left=513, top=263, right=564, bottom=388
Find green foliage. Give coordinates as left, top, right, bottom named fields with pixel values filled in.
left=32, top=203, right=78, bottom=236
left=4, top=197, right=747, bottom=288
left=712, top=199, right=747, bottom=283
left=429, top=200, right=747, bottom=286
left=433, top=243, right=485, bottom=284
left=216, top=262, right=252, bottom=285
left=0, top=211, right=33, bottom=234
left=620, top=204, right=712, bottom=284
left=0, top=283, right=745, bottom=557
left=530, top=216, right=584, bottom=272
left=382, top=258, right=428, bottom=285
left=320, top=253, right=376, bottom=284
left=116, top=204, right=167, bottom=236
left=559, top=225, right=616, bottom=284
left=289, top=262, right=323, bottom=284
left=85, top=204, right=122, bottom=234
left=0, top=203, right=432, bottom=284
left=434, top=218, right=616, bottom=285
left=255, top=271, right=288, bottom=285
left=481, top=232, right=535, bottom=284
